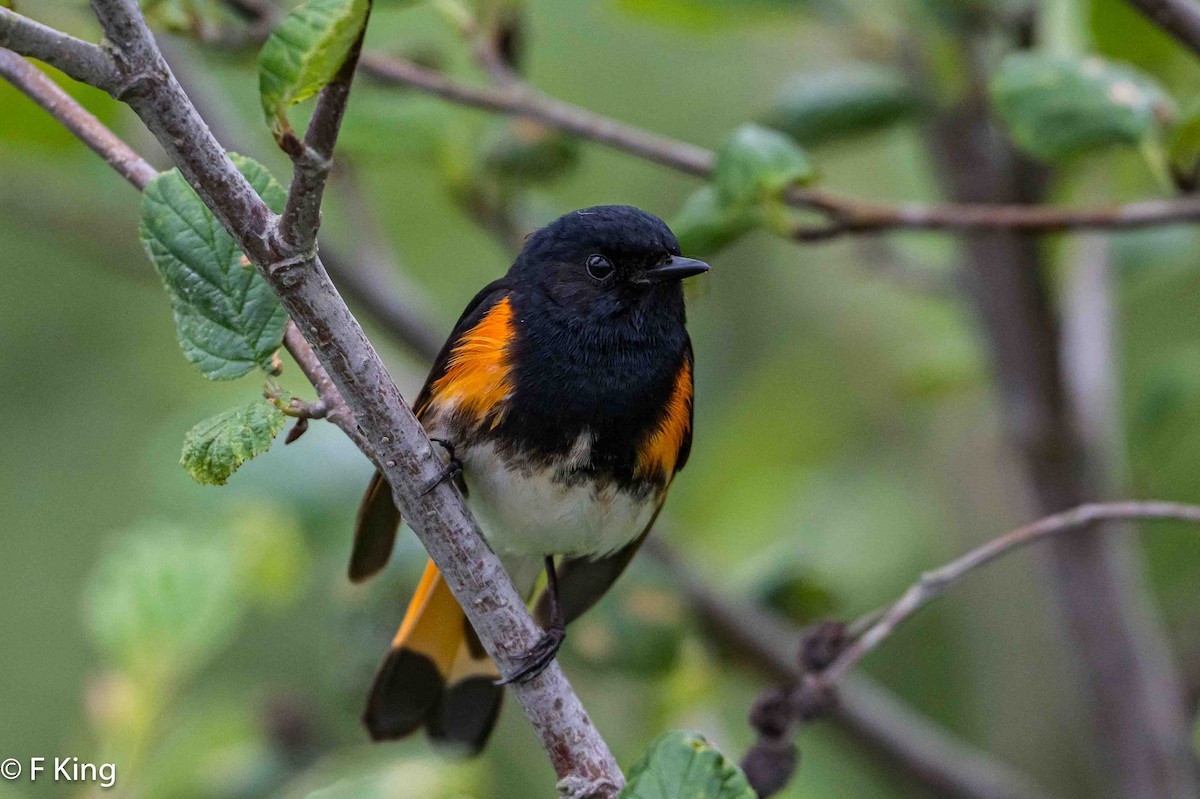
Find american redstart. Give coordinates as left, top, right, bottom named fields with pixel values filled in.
left=350, top=205, right=708, bottom=753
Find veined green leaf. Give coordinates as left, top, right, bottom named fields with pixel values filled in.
left=620, top=730, right=756, bottom=799
left=989, top=53, right=1175, bottom=162
left=139, top=155, right=287, bottom=380
left=257, top=0, right=371, bottom=137
left=181, top=398, right=286, bottom=486
left=713, top=123, right=815, bottom=208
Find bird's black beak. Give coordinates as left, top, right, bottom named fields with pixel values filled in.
left=646, top=256, right=711, bottom=282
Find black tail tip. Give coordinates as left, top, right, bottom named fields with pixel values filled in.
left=427, top=676, right=505, bottom=756
left=362, top=648, right=444, bottom=741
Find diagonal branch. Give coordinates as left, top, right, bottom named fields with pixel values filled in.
left=0, top=48, right=156, bottom=189
left=820, top=502, right=1200, bottom=686
left=11, top=4, right=624, bottom=791
left=644, top=539, right=1057, bottom=799
left=730, top=501, right=1200, bottom=798
left=0, top=8, right=118, bottom=90
left=1126, top=0, right=1200, bottom=53
left=359, top=53, right=1200, bottom=237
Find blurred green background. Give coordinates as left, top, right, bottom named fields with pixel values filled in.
left=5, top=0, right=1200, bottom=797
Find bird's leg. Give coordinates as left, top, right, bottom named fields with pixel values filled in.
left=497, top=556, right=566, bottom=685
left=422, top=437, right=463, bottom=495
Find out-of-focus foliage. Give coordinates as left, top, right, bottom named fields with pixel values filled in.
left=759, top=66, right=922, bottom=147
left=670, top=186, right=761, bottom=257
left=713, top=123, right=815, bottom=208
left=478, top=119, right=582, bottom=186
left=989, top=53, right=1174, bottom=162
left=86, top=523, right=241, bottom=681
left=7, top=0, right=1200, bottom=797
left=1168, top=101, right=1200, bottom=189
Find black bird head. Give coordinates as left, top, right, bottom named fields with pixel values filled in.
left=509, top=205, right=709, bottom=318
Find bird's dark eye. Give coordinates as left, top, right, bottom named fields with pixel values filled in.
left=585, top=254, right=615, bottom=281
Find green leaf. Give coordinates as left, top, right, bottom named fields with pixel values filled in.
left=989, top=53, right=1175, bottom=162
left=181, top=398, right=286, bottom=486
left=759, top=66, right=922, bottom=146
left=620, top=730, right=756, bottom=799
left=713, top=123, right=815, bottom=208
left=671, top=186, right=761, bottom=257
left=257, top=0, right=371, bottom=137
left=139, top=155, right=288, bottom=380
left=85, top=524, right=240, bottom=680
left=479, top=119, right=581, bottom=186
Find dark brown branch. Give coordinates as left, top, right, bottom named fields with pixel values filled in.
left=0, top=48, right=157, bottom=189
left=13, top=4, right=624, bottom=791
left=0, top=9, right=118, bottom=90
left=645, top=540, right=1057, bottom=799
left=1126, top=0, right=1200, bottom=54
left=359, top=53, right=1200, bottom=237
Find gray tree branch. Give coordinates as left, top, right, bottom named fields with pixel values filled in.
left=5, top=3, right=624, bottom=789
left=0, top=8, right=118, bottom=90
left=358, top=53, right=1200, bottom=237
left=923, top=24, right=1199, bottom=799
left=0, top=50, right=1110, bottom=799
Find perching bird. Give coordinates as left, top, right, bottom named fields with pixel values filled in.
left=351, top=205, right=708, bottom=753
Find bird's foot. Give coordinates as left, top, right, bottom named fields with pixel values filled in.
left=422, top=437, right=463, bottom=495
left=496, top=625, right=566, bottom=685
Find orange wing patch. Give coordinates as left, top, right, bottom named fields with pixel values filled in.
left=636, top=358, right=692, bottom=481
left=421, top=296, right=515, bottom=428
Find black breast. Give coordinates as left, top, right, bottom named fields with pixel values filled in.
left=490, top=287, right=689, bottom=487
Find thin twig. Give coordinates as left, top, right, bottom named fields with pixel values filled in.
left=0, top=9, right=118, bottom=90
left=278, top=21, right=368, bottom=251
left=644, top=539, right=1057, bottom=799
left=358, top=53, right=1200, bottom=237
left=0, top=48, right=157, bottom=189
left=822, top=502, right=1200, bottom=685
left=730, top=501, right=1200, bottom=797
left=282, top=322, right=365, bottom=447
left=15, top=4, right=624, bottom=791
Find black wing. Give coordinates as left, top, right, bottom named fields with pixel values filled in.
left=348, top=278, right=512, bottom=583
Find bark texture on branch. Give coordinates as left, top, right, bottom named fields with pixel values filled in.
left=4, top=3, right=626, bottom=791
left=926, top=28, right=1199, bottom=799
left=358, top=53, right=1200, bottom=237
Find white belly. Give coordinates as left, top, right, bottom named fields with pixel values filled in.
left=459, top=441, right=659, bottom=562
